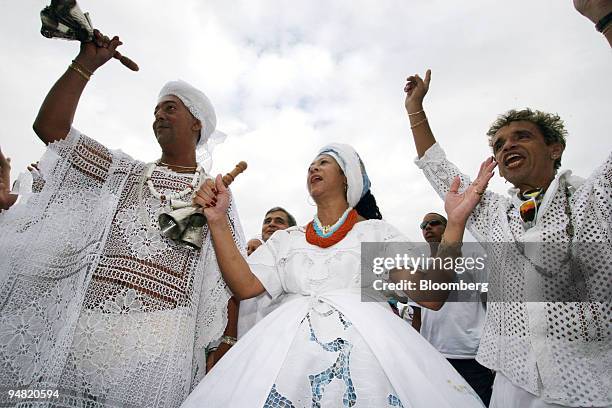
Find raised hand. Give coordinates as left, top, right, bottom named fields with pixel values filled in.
left=33, top=30, right=132, bottom=145
left=573, top=0, right=612, bottom=24
left=74, top=29, right=123, bottom=74
left=444, top=157, right=497, bottom=225
left=404, top=69, right=431, bottom=112
left=193, top=175, right=231, bottom=224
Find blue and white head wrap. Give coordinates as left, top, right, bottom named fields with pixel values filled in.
left=314, top=143, right=371, bottom=207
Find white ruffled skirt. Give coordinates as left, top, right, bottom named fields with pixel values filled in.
left=182, top=291, right=484, bottom=408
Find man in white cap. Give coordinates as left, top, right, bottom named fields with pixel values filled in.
left=0, top=30, right=243, bottom=407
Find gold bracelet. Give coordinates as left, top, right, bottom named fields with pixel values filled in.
left=71, top=59, right=94, bottom=76
left=69, top=63, right=91, bottom=81
left=410, top=117, right=428, bottom=129
left=407, top=109, right=424, bottom=117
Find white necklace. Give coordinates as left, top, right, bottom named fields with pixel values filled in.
left=136, top=161, right=203, bottom=234
left=144, top=162, right=202, bottom=202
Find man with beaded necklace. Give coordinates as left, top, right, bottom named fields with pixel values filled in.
left=0, top=30, right=242, bottom=407
left=403, top=2, right=611, bottom=406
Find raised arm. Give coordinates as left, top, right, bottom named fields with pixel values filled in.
left=193, top=176, right=266, bottom=300
left=404, top=69, right=436, bottom=158
left=574, top=0, right=612, bottom=47
left=33, top=30, right=123, bottom=145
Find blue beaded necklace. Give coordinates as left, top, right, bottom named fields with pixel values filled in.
left=313, top=207, right=353, bottom=238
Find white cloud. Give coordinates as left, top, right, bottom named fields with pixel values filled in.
left=1, top=0, right=610, bottom=242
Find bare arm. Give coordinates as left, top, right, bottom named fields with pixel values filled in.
left=411, top=307, right=421, bottom=331
left=193, top=176, right=266, bottom=300
left=33, top=30, right=123, bottom=145
left=574, top=0, right=612, bottom=47
left=389, top=220, right=466, bottom=310
left=404, top=69, right=436, bottom=158
left=206, top=297, right=239, bottom=371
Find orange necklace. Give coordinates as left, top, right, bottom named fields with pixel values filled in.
left=306, top=209, right=359, bottom=248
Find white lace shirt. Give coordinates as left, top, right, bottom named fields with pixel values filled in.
left=415, top=143, right=611, bottom=407
left=0, top=128, right=243, bottom=407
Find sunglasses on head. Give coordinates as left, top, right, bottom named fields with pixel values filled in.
left=420, top=219, right=444, bottom=230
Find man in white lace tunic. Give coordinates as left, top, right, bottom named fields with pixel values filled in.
left=402, top=5, right=611, bottom=406
left=0, top=30, right=243, bottom=407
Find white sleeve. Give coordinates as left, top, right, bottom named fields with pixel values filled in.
left=414, top=142, right=506, bottom=241
left=246, top=233, right=285, bottom=299
left=376, top=221, right=426, bottom=302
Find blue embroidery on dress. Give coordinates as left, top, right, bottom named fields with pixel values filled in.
left=388, top=394, right=404, bottom=407
left=306, top=313, right=357, bottom=407
left=338, top=311, right=352, bottom=329
left=263, top=384, right=295, bottom=408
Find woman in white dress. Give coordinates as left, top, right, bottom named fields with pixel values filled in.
left=186, top=143, right=495, bottom=407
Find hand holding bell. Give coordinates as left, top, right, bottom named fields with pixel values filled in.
left=159, top=162, right=247, bottom=248
left=40, top=0, right=139, bottom=71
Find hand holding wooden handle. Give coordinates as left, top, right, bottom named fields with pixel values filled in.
left=40, top=1, right=140, bottom=71
left=113, top=50, right=139, bottom=71
left=222, top=161, right=247, bottom=187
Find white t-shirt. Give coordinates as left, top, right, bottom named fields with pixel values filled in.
left=420, top=250, right=488, bottom=359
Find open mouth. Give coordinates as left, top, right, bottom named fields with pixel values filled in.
left=504, top=153, right=524, bottom=169
left=310, top=175, right=323, bottom=185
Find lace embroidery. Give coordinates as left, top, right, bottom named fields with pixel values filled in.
left=415, top=143, right=611, bottom=406
left=0, top=128, right=246, bottom=407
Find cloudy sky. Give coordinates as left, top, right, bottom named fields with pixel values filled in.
left=1, top=0, right=610, bottom=241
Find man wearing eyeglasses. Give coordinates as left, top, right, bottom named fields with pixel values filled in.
left=419, top=212, right=494, bottom=406
left=402, top=4, right=611, bottom=407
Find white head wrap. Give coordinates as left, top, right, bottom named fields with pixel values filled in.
left=314, top=143, right=371, bottom=207
left=158, top=80, right=226, bottom=172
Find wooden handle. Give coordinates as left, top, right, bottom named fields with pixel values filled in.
left=222, top=161, right=247, bottom=187
left=113, top=50, right=139, bottom=71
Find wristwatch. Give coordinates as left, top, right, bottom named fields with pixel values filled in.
left=595, top=11, right=612, bottom=32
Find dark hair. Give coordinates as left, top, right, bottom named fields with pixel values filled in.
left=265, top=207, right=297, bottom=227
left=486, top=108, right=567, bottom=170
left=355, top=190, right=382, bottom=220
left=425, top=212, right=447, bottom=225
